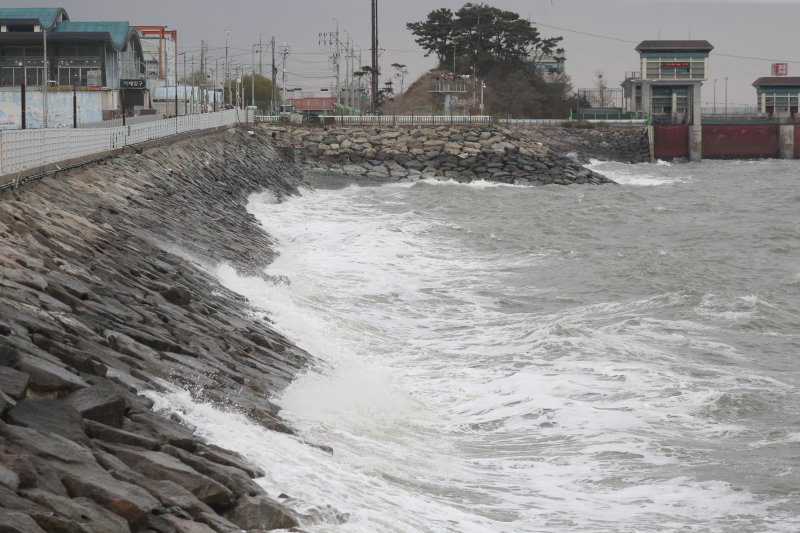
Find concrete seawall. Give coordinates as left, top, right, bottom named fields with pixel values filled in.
left=0, top=127, right=316, bottom=531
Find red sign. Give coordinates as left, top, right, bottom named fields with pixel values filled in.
left=772, top=63, right=788, bottom=76
left=661, top=62, right=690, bottom=68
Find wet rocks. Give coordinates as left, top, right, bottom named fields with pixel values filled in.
left=268, top=124, right=640, bottom=185
left=0, top=128, right=314, bottom=531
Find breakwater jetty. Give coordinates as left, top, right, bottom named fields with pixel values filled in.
left=267, top=124, right=649, bottom=185
left=0, top=127, right=313, bottom=531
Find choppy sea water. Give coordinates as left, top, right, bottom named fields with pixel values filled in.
left=148, top=159, right=800, bottom=532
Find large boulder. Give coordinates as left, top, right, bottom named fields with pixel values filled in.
left=6, top=401, right=89, bottom=446
left=223, top=494, right=299, bottom=531
left=104, top=445, right=235, bottom=510
left=66, top=384, right=127, bottom=428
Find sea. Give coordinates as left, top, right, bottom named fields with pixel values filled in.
left=146, top=159, right=800, bottom=532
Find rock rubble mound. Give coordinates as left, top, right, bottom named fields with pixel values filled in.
left=0, top=128, right=315, bottom=532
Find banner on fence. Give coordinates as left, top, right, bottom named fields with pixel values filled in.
left=0, top=89, right=103, bottom=130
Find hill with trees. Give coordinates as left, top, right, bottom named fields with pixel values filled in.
left=383, top=2, right=577, bottom=118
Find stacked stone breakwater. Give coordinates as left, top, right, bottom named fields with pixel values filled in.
left=0, top=128, right=317, bottom=532
left=267, top=124, right=648, bottom=185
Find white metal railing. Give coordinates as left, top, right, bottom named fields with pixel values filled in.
left=254, top=115, right=280, bottom=124
left=331, top=115, right=493, bottom=126
left=0, top=109, right=242, bottom=185
left=503, top=118, right=647, bottom=126
left=78, top=114, right=165, bottom=129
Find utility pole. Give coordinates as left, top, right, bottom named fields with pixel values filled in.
left=320, top=22, right=341, bottom=105
left=176, top=52, right=189, bottom=115
left=345, top=35, right=353, bottom=107
left=200, top=40, right=207, bottom=112
left=371, top=0, right=378, bottom=114
left=281, top=43, right=289, bottom=113
left=271, top=36, right=277, bottom=114
left=191, top=55, right=195, bottom=114
left=251, top=44, right=256, bottom=108
left=174, top=33, right=178, bottom=119
left=258, top=35, right=263, bottom=76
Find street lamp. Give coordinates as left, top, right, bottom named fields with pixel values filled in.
left=713, top=78, right=717, bottom=114
left=224, top=30, right=230, bottom=107
left=251, top=45, right=261, bottom=108
left=42, top=29, right=48, bottom=128
left=178, top=52, right=187, bottom=115
left=724, top=76, right=729, bottom=116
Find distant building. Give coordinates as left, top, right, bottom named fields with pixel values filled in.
left=621, top=40, right=713, bottom=120
left=752, top=77, right=800, bottom=116
left=533, top=51, right=566, bottom=83
left=288, top=96, right=335, bottom=119
left=135, top=26, right=177, bottom=85
left=0, top=7, right=147, bottom=127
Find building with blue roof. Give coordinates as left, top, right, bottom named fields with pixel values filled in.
left=0, top=6, right=148, bottom=126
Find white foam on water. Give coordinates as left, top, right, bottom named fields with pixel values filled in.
left=587, top=159, right=691, bottom=186
left=143, top=180, right=798, bottom=531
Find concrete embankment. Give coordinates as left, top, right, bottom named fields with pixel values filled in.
left=0, top=127, right=314, bottom=531
left=267, top=124, right=649, bottom=185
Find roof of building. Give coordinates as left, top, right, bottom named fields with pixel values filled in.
left=752, top=77, right=800, bottom=87
left=52, top=21, right=136, bottom=50
left=636, top=40, right=714, bottom=52
left=288, top=97, right=335, bottom=112
left=0, top=7, right=68, bottom=30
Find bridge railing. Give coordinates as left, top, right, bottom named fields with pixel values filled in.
left=0, top=109, right=242, bottom=189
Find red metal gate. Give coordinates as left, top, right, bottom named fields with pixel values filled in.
left=702, top=125, right=779, bottom=158
left=654, top=124, right=689, bottom=159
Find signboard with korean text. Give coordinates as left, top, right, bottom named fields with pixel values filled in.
left=120, top=79, right=146, bottom=89
left=772, top=63, right=788, bottom=76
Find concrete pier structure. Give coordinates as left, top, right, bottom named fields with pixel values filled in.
left=780, top=125, right=794, bottom=159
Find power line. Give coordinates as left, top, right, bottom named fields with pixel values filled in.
left=532, top=20, right=800, bottom=64
left=532, top=21, right=636, bottom=44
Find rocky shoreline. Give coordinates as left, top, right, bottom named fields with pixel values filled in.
left=1, top=128, right=314, bottom=532
left=267, top=124, right=649, bottom=185
left=0, top=122, right=648, bottom=532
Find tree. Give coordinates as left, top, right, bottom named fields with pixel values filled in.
left=391, top=63, right=409, bottom=95
left=406, top=8, right=454, bottom=64
left=407, top=3, right=563, bottom=73
left=222, top=74, right=278, bottom=111
left=377, top=79, right=394, bottom=111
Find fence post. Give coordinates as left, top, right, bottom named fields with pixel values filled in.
left=73, top=86, right=78, bottom=128
left=20, top=82, right=26, bottom=130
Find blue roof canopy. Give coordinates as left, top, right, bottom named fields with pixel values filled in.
left=53, top=21, right=134, bottom=50
left=0, top=7, right=68, bottom=30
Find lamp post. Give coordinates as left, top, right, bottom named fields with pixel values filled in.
left=19, top=62, right=26, bottom=129
left=179, top=52, right=187, bottom=115
left=480, top=80, right=485, bottom=114
left=42, top=29, right=48, bottom=128
left=724, top=76, right=728, bottom=116
left=214, top=59, right=218, bottom=112
left=224, top=30, right=230, bottom=107
left=713, top=78, right=717, bottom=114
left=234, top=66, right=241, bottom=108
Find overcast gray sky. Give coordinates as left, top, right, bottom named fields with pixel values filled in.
left=11, top=0, right=800, bottom=107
